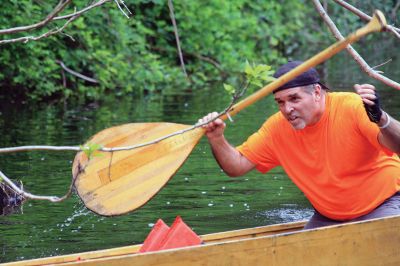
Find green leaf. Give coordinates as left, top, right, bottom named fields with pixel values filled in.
left=261, top=76, right=276, bottom=82
left=243, top=62, right=275, bottom=89
left=250, top=79, right=263, bottom=87
left=223, top=83, right=236, bottom=95
left=80, top=143, right=104, bottom=160
left=244, top=60, right=253, bottom=76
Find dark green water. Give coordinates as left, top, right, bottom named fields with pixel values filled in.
left=1, top=38, right=399, bottom=263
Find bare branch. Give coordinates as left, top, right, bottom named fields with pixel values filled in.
left=0, top=0, right=73, bottom=35
left=54, top=0, right=110, bottom=21
left=56, top=60, right=99, bottom=83
left=0, top=170, right=73, bottom=202
left=333, top=0, right=400, bottom=39
left=372, top=58, right=392, bottom=70
left=0, top=13, right=79, bottom=45
left=168, top=0, right=188, bottom=78
left=0, top=146, right=80, bottom=153
left=312, top=0, right=400, bottom=90
left=393, top=2, right=400, bottom=21
left=114, top=0, right=132, bottom=19
left=0, top=0, right=133, bottom=44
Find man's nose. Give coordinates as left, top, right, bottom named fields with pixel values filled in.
left=284, top=103, right=294, bottom=114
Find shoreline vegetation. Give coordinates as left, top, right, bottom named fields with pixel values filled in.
left=0, top=1, right=397, bottom=104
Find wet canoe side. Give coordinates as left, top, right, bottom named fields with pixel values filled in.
left=3, top=221, right=306, bottom=266
left=57, top=215, right=400, bottom=266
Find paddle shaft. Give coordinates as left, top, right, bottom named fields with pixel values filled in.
left=219, top=10, right=387, bottom=121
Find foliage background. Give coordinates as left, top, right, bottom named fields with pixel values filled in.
left=0, top=0, right=397, bottom=102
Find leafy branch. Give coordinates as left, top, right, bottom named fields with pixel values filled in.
left=80, top=143, right=104, bottom=160
left=221, top=61, right=275, bottom=121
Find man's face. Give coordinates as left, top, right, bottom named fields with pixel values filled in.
left=274, top=86, right=322, bottom=130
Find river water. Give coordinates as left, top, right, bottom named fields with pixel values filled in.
left=0, top=37, right=398, bottom=263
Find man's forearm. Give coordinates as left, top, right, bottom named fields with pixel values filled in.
left=378, top=112, right=400, bottom=154
left=208, top=136, right=254, bottom=177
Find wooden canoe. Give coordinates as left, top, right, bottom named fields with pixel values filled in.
left=4, top=215, right=400, bottom=266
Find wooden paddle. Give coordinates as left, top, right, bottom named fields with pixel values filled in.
left=73, top=11, right=387, bottom=216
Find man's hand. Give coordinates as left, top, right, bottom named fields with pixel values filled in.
left=198, top=112, right=255, bottom=176
left=198, top=112, right=226, bottom=140
left=354, top=84, right=382, bottom=123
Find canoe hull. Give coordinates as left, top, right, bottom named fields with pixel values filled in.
left=4, top=215, right=400, bottom=265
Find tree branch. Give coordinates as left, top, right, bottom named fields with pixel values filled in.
left=54, top=0, right=110, bottom=21
left=113, top=0, right=132, bottom=19
left=56, top=60, right=99, bottom=83
left=0, top=0, right=132, bottom=44
left=312, top=0, right=400, bottom=90
left=0, top=170, right=74, bottom=202
left=0, top=0, right=73, bottom=35
left=167, top=0, right=188, bottom=78
left=333, top=0, right=400, bottom=39
left=0, top=12, right=80, bottom=45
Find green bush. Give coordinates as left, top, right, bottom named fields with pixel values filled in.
left=2, top=0, right=392, bottom=103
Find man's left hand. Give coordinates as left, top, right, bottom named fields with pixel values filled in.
left=354, top=84, right=382, bottom=123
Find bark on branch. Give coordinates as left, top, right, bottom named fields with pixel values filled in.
left=168, top=0, right=188, bottom=78
left=0, top=0, right=73, bottom=35
left=0, top=170, right=74, bottom=203
left=333, top=0, right=400, bottom=39
left=0, top=0, right=131, bottom=44
left=0, top=12, right=80, bottom=45
left=312, top=0, right=400, bottom=90
left=55, top=0, right=110, bottom=21
left=57, top=60, right=99, bottom=83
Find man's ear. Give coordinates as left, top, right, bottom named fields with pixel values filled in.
left=314, top=84, right=322, bottom=101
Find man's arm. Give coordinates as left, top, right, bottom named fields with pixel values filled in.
left=354, top=84, right=400, bottom=154
left=199, top=112, right=255, bottom=177
left=376, top=112, right=400, bottom=154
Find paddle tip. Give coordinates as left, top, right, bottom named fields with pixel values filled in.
left=372, top=10, right=387, bottom=30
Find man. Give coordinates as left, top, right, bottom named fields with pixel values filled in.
left=199, top=60, right=400, bottom=229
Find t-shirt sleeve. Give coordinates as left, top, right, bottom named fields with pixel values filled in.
left=350, top=94, right=393, bottom=156
left=236, top=117, right=280, bottom=173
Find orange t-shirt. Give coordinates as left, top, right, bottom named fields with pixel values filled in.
left=237, top=92, right=400, bottom=221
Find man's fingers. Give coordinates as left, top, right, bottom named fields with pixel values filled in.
left=199, top=112, right=222, bottom=127
left=354, top=84, right=376, bottom=93
left=354, top=84, right=378, bottom=106
left=359, top=92, right=377, bottom=100
left=362, top=98, right=375, bottom=106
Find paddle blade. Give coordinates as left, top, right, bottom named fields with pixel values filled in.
left=72, top=123, right=204, bottom=216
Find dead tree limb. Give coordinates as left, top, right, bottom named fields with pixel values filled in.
left=168, top=0, right=188, bottom=78
left=0, top=170, right=74, bottom=202
left=312, top=0, right=400, bottom=90
left=0, top=12, right=80, bottom=44
left=57, top=60, right=99, bottom=83
left=0, top=0, right=73, bottom=35
left=0, top=0, right=132, bottom=44
left=55, top=0, right=110, bottom=21
left=333, top=0, right=400, bottom=39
